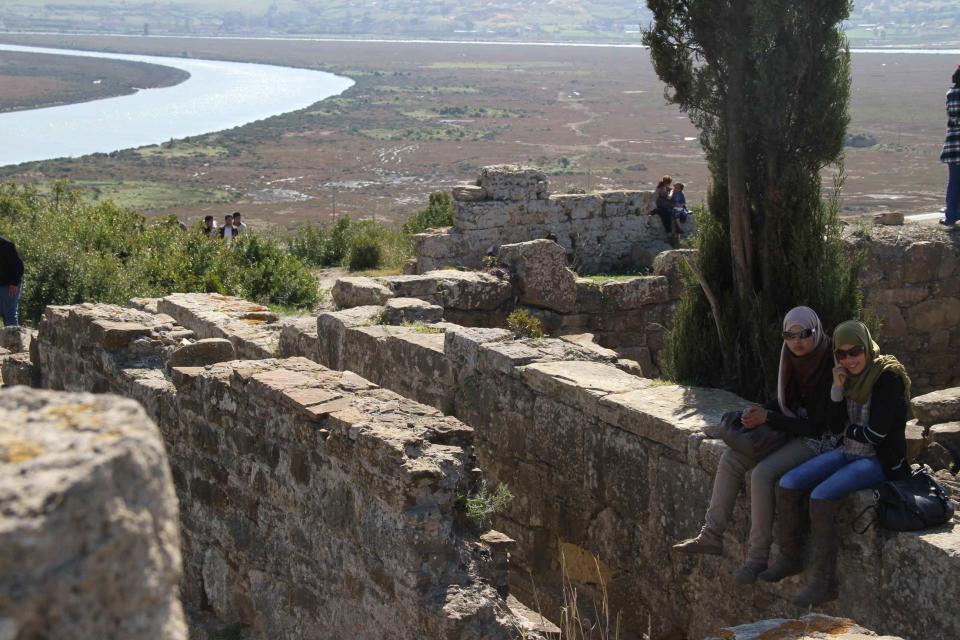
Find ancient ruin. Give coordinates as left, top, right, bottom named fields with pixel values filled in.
left=2, top=166, right=960, bottom=640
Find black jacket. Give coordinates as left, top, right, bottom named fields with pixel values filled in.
left=827, top=370, right=909, bottom=481
left=0, top=236, right=24, bottom=286
left=762, top=361, right=835, bottom=438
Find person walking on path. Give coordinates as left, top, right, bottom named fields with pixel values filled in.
left=938, top=64, right=960, bottom=228
left=672, top=307, right=837, bottom=584
left=0, top=235, right=24, bottom=326
left=770, top=320, right=910, bottom=607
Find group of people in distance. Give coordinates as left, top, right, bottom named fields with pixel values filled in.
left=651, top=175, right=690, bottom=235
left=201, top=211, right=248, bottom=244
left=674, top=307, right=911, bottom=608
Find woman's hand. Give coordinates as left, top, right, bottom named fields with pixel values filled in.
left=741, top=406, right=767, bottom=429
left=832, top=353, right=847, bottom=387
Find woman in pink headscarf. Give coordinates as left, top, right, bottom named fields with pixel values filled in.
left=673, top=306, right=837, bottom=584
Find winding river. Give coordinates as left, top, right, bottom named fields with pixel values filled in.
left=0, top=44, right=354, bottom=167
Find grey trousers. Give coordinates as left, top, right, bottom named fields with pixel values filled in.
left=705, top=438, right=815, bottom=566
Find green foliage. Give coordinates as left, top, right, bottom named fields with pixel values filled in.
left=644, top=0, right=860, bottom=400
left=0, top=181, right=319, bottom=324
left=459, top=481, right=515, bottom=529
left=507, top=308, right=545, bottom=339
left=401, top=191, right=453, bottom=236
left=346, top=220, right=383, bottom=270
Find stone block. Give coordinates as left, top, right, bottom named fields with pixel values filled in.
left=904, top=241, right=941, bottom=283
left=431, top=270, right=512, bottom=311
left=912, top=387, right=960, bottom=425
left=498, top=239, right=577, bottom=313
left=930, top=422, right=960, bottom=460
left=331, top=277, right=394, bottom=308
left=476, top=165, right=548, bottom=201
left=89, top=319, right=152, bottom=351
left=557, top=333, right=619, bottom=361
left=917, top=442, right=957, bottom=471
left=0, top=326, right=34, bottom=353
left=903, top=297, right=960, bottom=334
left=169, top=338, right=236, bottom=368
left=444, top=326, right=513, bottom=369
left=381, top=274, right=442, bottom=299
left=705, top=614, right=903, bottom=640
left=454, top=201, right=511, bottom=231
left=521, top=361, right=650, bottom=418
left=451, top=185, right=487, bottom=201
left=0, top=388, right=185, bottom=640
left=875, top=303, right=907, bottom=339
left=874, top=211, right=905, bottom=226
left=653, top=249, right=696, bottom=299
left=873, top=286, right=930, bottom=306
left=905, top=420, right=929, bottom=463
left=599, top=276, right=670, bottom=309
left=382, top=298, right=443, bottom=325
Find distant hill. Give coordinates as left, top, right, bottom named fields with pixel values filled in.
left=0, top=0, right=956, bottom=45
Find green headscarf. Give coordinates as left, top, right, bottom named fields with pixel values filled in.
left=833, top=320, right=911, bottom=405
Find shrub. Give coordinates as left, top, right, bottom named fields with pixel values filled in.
left=401, top=191, right=453, bottom=235
left=507, top=308, right=544, bottom=339
left=458, top=480, right=514, bottom=529
left=346, top=221, right=383, bottom=271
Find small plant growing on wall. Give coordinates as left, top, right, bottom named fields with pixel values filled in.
left=458, top=480, right=515, bottom=530
left=507, top=308, right=544, bottom=339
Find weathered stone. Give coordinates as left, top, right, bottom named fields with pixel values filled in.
left=904, top=241, right=941, bottom=283
left=653, top=249, right=696, bottom=299
left=521, top=361, right=649, bottom=418
left=0, top=387, right=185, bottom=640
left=1, top=352, right=39, bottom=388
left=451, top=185, right=488, bottom=201
left=905, top=420, right=929, bottom=463
left=331, top=276, right=394, bottom=308
left=499, top=239, right=577, bottom=313
left=168, top=338, right=236, bottom=368
left=158, top=293, right=282, bottom=360
left=929, top=421, right=960, bottom=460
left=874, top=211, right=905, bottom=226
left=917, top=442, right=957, bottom=471
left=382, top=297, right=444, bottom=325
left=89, top=319, right=152, bottom=350
left=908, top=297, right=960, bottom=334
left=558, top=333, right=619, bottom=361
left=0, top=326, right=33, bottom=353
left=431, top=270, right=513, bottom=311
left=444, top=326, right=513, bottom=369
left=599, top=276, right=670, bottom=309
left=706, top=614, right=903, bottom=640
left=912, top=387, right=960, bottom=425
left=478, top=165, right=548, bottom=201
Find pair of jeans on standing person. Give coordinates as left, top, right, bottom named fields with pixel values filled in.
left=778, top=449, right=886, bottom=500
left=0, top=283, right=19, bottom=326
left=945, top=163, right=960, bottom=225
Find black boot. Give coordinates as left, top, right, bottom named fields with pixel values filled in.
left=759, top=486, right=806, bottom=582
left=792, top=498, right=841, bottom=607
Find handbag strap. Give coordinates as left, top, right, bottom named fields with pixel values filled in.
left=852, top=504, right=877, bottom=534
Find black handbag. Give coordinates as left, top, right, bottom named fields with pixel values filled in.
left=719, top=410, right=790, bottom=461
left=853, top=467, right=956, bottom=533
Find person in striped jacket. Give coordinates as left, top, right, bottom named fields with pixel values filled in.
left=938, top=63, right=960, bottom=228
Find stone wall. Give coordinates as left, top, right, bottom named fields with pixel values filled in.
left=0, top=387, right=185, bottom=640
left=278, top=294, right=960, bottom=640
left=414, top=165, right=682, bottom=274
left=31, top=300, right=526, bottom=640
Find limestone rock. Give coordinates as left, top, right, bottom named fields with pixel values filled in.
left=912, top=387, right=960, bottom=425
left=431, top=270, right=513, bottom=311
left=168, top=338, right=236, bottom=368
left=706, top=613, right=903, bottom=639
left=0, top=326, right=33, bottom=353
left=917, top=442, right=957, bottom=471
left=874, top=211, right=904, bottom=226
left=1, top=352, right=39, bottom=388
left=905, top=420, right=929, bottom=463
left=653, top=249, right=696, bottom=299
left=478, top=165, right=548, bottom=201
left=498, top=239, right=577, bottom=313
left=930, top=421, right=960, bottom=460
left=558, top=333, right=619, bottom=361
left=331, top=276, right=395, bottom=308
left=0, top=387, right=185, bottom=640
left=452, top=185, right=488, bottom=201
left=599, top=276, right=670, bottom=309
left=382, top=297, right=444, bottom=325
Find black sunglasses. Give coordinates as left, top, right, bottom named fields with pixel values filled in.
left=835, top=345, right=865, bottom=360
left=782, top=328, right=815, bottom=340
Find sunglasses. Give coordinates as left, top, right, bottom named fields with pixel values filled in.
left=835, top=345, right=865, bottom=360
left=782, top=328, right=815, bottom=340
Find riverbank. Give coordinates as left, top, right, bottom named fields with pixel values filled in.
left=0, top=33, right=951, bottom=227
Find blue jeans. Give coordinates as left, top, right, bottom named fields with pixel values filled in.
left=947, top=162, right=960, bottom=224
left=779, top=449, right=885, bottom=501
left=0, top=283, right=21, bottom=326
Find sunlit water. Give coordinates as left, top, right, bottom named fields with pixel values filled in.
left=0, top=44, right=354, bottom=166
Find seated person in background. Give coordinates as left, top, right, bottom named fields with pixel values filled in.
left=671, top=182, right=690, bottom=232
left=771, top=320, right=910, bottom=607
left=220, top=214, right=235, bottom=245
left=651, top=175, right=674, bottom=233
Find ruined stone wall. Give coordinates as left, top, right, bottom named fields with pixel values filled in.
left=280, top=295, right=960, bottom=640
left=415, top=165, right=678, bottom=274
left=851, top=226, right=960, bottom=394
left=33, top=299, right=523, bottom=640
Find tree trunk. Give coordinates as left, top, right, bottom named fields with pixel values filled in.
left=724, top=26, right=754, bottom=308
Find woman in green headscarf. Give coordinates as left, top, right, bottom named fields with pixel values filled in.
left=770, top=320, right=911, bottom=607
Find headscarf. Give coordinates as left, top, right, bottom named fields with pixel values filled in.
left=833, top=320, right=911, bottom=405
left=777, top=306, right=832, bottom=418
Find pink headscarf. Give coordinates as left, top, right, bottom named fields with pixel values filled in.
left=777, top=306, right=832, bottom=418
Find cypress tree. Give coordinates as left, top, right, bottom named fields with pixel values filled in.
left=644, top=0, right=862, bottom=399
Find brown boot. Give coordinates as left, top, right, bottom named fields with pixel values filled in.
left=672, top=526, right=723, bottom=555
left=792, top=498, right=841, bottom=607
left=759, top=486, right=806, bottom=582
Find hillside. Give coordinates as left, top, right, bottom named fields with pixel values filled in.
left=1, top=0, right=956, bottom=45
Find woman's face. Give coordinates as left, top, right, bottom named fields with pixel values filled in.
left=784, top=323, right=816, bottom=356
left=836, top=343, right=867, bottom=375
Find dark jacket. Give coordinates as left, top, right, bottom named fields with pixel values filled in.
left=0, top=236, right=24, bottom=286
left=762, top=363, right=835, bottom=438
left=827, top=370, right=909, bottom=481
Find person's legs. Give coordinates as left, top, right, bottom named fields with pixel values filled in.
left=945, top=162, right=960, bottom=225
left=674, top=447, right=753, bottom=554
left=809, top=455, right=885, bottom=501
left=741, top=440, right=815, bottom=573
left=0, top=284, right=19, bottom=326
left=778, top=449, right=847, bottom=492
